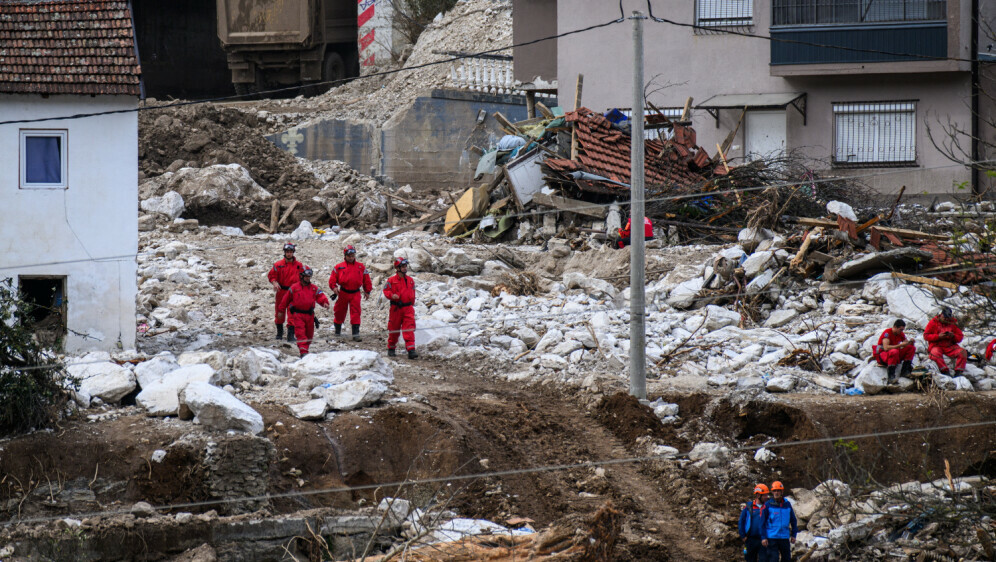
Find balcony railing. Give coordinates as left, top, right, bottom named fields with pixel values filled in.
left=770, top=0, right=948, bottom=65
left=772, top=0, right=946, bottom=26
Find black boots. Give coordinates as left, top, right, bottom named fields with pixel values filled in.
left=352, top=325, right=361, bottom=342
left=900, top=361, right=913, bottom=378
left=408, top=349, right=418, bottom=359
left=287, top=326, right=296, bottom=342
left=276, top=324, right=284, bottom=340
left=886, top=365, right=897, bottom=382
left=387, top=348, right=396, bottom=357
left=335, top=323, right=342, bottom=336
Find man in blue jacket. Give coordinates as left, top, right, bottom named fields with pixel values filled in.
left=761, top=481, right=798, bottom=561
left=739, top=483, right=770, bottom=561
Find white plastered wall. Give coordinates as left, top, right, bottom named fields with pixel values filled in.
left=0, top=95, right=138, bottom=353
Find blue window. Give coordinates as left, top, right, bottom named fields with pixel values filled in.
left=20, top=130, right=67, bottom=188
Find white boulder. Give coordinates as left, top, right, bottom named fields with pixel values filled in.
left=853, top=362, right=888, bottom=395
left=688, top=442, right=729, bottom=467
left=765, top=309, right=798, bottom=328
left=134, top=354, right=180, bottom=389
left=288, top=399, right=328, bottom=420
left=666, top=278, right=704, bottom=309
left=290, top=350, right=393, bottom=385
left=886, top=285, right=941, bottom=328
left=311, top=380, right=389, bottom=411
left=178, top=382, right=264, bottom=434
left=766, top=375, right=796, bottom=393
left=136, top=364, right=215, bottom=417
left=140, top=191, right=185, bottom=220
left=414, top=318, right=460, bottom=350
left=68, top=362, right=136, bottom=405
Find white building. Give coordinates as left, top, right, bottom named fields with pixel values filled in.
left=0, top=0, right=142, bottom=352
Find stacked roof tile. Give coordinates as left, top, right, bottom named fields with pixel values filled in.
left=0, top=0, right=141, bottom=95
left=544, top=108, right=714, bottom=194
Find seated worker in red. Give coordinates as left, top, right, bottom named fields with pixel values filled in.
left=383, top=257, right=418, bottom=359
left=923, top=307, right=967, bottom=376
left=875, top=319, right=915, bottom=381
left=280, top=268, right=331, bottom=357
left=329, top=245, right=372, bottom=342
left=617, top=216, right=654, bottom=248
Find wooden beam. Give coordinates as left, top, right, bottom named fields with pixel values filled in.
left=790, top=227, right=822, bottom=270
left=269, top=200, right=280, bottom=233
left=275, top=200, right=298, bottom=230
left=386, top=209, right=446, bottom=239
left=892, top=272, right=962, bottom=291
left=535, top=102, right=555, bottom=119
left=386, top=198, right=394, bottom=227
left=571, top=74, right=584, bottom=160
left=525, top=90, right=536, bottom=119
left=856, top=215, right=880, bottom=233
left=719, top=107, right=746, bottom=155
left=531, top=192, right=607, bottom=218
left=384, top=192, right=432, bottom=213
left=680, top=96, right=694, bottom=121
left=793, top=218, right=949, bottom=240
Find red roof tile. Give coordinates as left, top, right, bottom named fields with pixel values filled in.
left=551, top=108, right=713, bottom=192
left=0, top=0, right=141, bottom=95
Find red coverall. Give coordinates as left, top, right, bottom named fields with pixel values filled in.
left=617, top=217, right=655, bottom=248
left=383, top=273, right=416, bottom=351
left=280, top=282, right=330, bottom=355
left=876, top=328, right=915, bottom=366
left=923, top=316, right=967, bottom=373
left=268, top=258, right=306, bottom=326
left=329, top=261, right=373, bottom=326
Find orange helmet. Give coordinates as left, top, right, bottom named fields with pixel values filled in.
left=753, top=484, right=770, bottom=495
left=770, top=481, right=784, bottom=491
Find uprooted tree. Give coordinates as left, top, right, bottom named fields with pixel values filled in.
left=0, top=278, right=76, bottom=436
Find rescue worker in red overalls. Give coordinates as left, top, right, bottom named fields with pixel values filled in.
left=280, top=268, right=331, bottom=357
left=923, top=307, right=968, bottom=376
left=384, top=257, right=417, bottom=359
left=617, top=216, right=654, bottom=248
left=267, top=243, right=307, bottom=341
left=329, top=245, right=373, bottom=342
left=875, top=319, right=915, bottom=382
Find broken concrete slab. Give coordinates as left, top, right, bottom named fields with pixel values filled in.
left=69, top=362, right=137, bottom=406
left=833, top=248, right=934, bottom=280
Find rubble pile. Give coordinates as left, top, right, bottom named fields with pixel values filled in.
left=300, top=0, right=513, bottom=126
left=788, top=477, right=995, bottom=560
left=137, top=104, right=438, bottom=231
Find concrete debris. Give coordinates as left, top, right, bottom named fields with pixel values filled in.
left=68, top=360, right=137, bottom=407
left=287, top=398, right=328, bottom=420
left=137, top=364, right=216, bottom=416
left=140, top=190, right=185, bottom=220
left=178, top=382, right=264, bottom=435
left=310, top=379, right=389, bottom=411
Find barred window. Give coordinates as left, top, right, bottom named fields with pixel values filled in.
left=696, top=0, right=753, bottom=27
left=772, top=0, right=946, bottom=26
left=832, top=101, right=917, bottom=167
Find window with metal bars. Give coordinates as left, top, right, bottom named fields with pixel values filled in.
left=832, top=101, right=917, bottom=167
left=695, top=0, right=754, bottom=28
left=772, top=0, right=946, bottom=26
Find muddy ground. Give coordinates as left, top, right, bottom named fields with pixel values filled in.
left=4, top=339, right=996, bottom=560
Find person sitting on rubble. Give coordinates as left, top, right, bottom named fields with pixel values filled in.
left=874, top=319, right=915, bottom=382
left=739, top=484, right=770, bottom=562
left=923, top=307, right=967, bottom=377
left=616, top=216, right=654, bottom=248
left=761, top=481, right=798, bottom=562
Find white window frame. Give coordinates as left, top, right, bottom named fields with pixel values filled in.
left=20, top=129, right=68, bottom=189
left=832, top=101, right=917, bottom=167
left=695, top=0, right=754, bottom=28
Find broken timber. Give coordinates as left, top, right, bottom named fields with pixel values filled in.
left=276, top=200, right=298, bottom=230
left=531, top=193, right=607, bottom=218
left=891, top=272, right=962, bottom=291
left=794, top=218, right=949, bottom=241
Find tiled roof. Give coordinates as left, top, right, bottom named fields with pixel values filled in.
left=544, top=109, right=713, bottom=193
left=0, top=0, right=141, bottom=95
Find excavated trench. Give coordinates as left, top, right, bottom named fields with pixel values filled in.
left=2, top=391, right=995, bottom=560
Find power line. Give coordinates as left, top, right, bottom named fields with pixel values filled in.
left=2, top=158, right=990, bottom=273
left=5, top=418, right=993, bottom=527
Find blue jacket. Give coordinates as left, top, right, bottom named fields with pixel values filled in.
left=738, top=501, right=765, bottom=538
left=762, top=498, right=799, bottom=539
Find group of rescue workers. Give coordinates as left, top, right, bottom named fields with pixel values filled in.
left=738, top=481, right=799, bottom=562
left=873, top=307, right=991, bottom=381
left=267, top=243, right=417, bottom=359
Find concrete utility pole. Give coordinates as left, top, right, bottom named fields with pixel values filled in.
left=629, top=10, right=647, bottom=401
